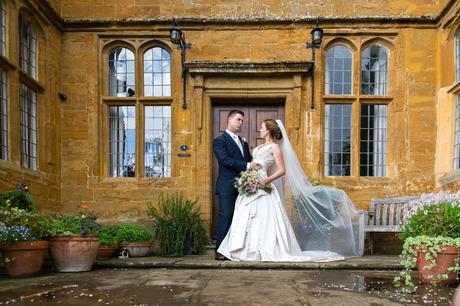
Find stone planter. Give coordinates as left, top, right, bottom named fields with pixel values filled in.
left=415, top=244, right=459, bottom=285
left=49, top=235, right=99, bottom=272
left=97, top=244, right=120, bottom=259
left=1, top=241, right=48, bottom=278
left=123, top=243, right=152, bottom=258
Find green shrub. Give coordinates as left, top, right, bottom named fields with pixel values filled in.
left=116, top=223, right=153, bottom=244
left=98, top=225, right=121, bottom=246
left=147, top=193, right=209, bottom=256
left=48, top=214, right=99, bottom=237
left=0, top=184, right=36, bottom=212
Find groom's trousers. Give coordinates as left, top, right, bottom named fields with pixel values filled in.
left=216, top=192, right=238, bottom=250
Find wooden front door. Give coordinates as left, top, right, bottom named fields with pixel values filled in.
left=211, top=102, right=285, bottom=239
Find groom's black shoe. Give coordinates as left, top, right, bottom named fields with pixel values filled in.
left=215, top=252, right=228, bottom=261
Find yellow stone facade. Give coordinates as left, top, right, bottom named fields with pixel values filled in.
left=0, top=0, right=459, bottom=228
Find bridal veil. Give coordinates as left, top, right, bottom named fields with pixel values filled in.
left=275, top=120, right=365, bottom=257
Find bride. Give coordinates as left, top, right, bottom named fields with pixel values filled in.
left=217, top=119, right=365, bottom=262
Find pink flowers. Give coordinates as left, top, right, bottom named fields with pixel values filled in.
left=234, top=169, right=272, bottom=197
left=404, top=191, right=460, bottom=220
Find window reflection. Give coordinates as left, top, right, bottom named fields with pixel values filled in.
left=361, top=45, right=388, bottom=95
left=109, top=106, right=136, bottom=177
left=360, top=104, right=387, bottom=176
left=144, top=105, right=171, bottom=177
left=324, top=104, right=352, bottom=176
left=143, top=47, right=171, bottom=97
left=19, top=14, right=37, bottom=79
left=325, top=46, right=352, bottom=95
left=109, top=48, right=135, bottom=97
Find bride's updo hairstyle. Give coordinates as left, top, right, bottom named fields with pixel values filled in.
left=264, top=119, right=283, bottom=141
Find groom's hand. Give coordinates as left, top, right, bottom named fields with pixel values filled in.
left=250, top=162, right=261, bottom=170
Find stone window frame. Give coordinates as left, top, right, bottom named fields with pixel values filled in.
left=322, top=37, right=393, bottom=178
left=101, top=39, right=175, bottom=180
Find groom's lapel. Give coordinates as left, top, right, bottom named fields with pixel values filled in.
left=223, top=132, right=244, bottom=159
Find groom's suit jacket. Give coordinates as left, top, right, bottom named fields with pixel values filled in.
left=213, top=132, right=252, bottom=195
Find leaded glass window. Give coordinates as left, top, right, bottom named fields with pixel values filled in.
left=360, top=104, right=387, bottom=176
left=20, top=83, right=37, bottom=170
left=361, top=45, right=388, bottom=95
left=454, top=95, right=460, bottom=169
left=109, top=47, right=135, bottom=97
left=19, top=14, right=36, bottom=79
left=108, top=106, right=136, bottom=177
left=0, top=67, right=6, bottom=159
left=144, top=105, right=171, bottom=178
left=324, top=104, right=352, bottom=176
left=143, top=47, right=171, bottom=96
left=0, top=0, right=6, bottom=56
left=457, top=31, right=460, bottom=82
left=325, top=46, right=352, bottom=95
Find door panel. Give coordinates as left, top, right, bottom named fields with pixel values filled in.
left=211, top=103, right=285, bottom=239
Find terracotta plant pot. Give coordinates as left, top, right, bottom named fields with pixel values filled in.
left=49, top=235, right=99, bottom=272
left=1, top=241, right=49, bottom=278
left=123, top=243, right=152, bottom=258
left=415, top=244, right=459, bottom=285
left=97, top=244, right=120, bottom=259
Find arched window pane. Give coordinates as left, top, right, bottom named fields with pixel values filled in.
left=361, top=45, right=388, bottom=95
left=325, top=46, right=352, bottom=95
left=143, top=47, right=171, bottom=97
left=456, top=31, right=460, bottom=82
left=109, top=47, right=135, bottom=97
left=0, top=0, right=6, bottom=56
left=19, top=14, right=37, bottom=79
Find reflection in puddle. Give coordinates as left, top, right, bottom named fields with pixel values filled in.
left=314, top=270, right=456, bottom=305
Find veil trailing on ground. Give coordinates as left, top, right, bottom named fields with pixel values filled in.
left=275, top=120, right=365, bottom=257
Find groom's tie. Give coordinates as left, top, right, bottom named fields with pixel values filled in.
left=232, top=135, right=244, bottom=156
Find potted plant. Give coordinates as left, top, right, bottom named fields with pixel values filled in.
left=0, top=208, right=50, bottom=277
left=47, top=204, right=100, bottom=272
left=97, top=225, right=121, bottom=259
left=116, top=223, right=153, bottom=257
left=0, top=183, right=36, bottom=213
left=394, top=191, right=460, bottom=286
left=147, top=193, right=209, bottom=256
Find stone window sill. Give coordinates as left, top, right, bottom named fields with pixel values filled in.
left=439, top=169, right=460, bottom=187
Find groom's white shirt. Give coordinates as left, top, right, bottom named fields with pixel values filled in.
left=226, top=129, right=250, bottom=170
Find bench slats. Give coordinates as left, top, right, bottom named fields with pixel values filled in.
left=365, top=196, right=418, bottom=233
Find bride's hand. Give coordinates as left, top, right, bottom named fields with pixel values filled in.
left=259, top=178, right=269, bottom=186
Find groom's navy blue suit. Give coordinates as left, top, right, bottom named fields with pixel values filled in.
left=213, top=132, right=252, bottom=250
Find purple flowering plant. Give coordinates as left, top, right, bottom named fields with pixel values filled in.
left=0, top=208, right=51, bottom=245
left=399, top=191, right=460, bottom=240
left=234, top=169, right=272, bottom=197
left=394, top=191, right=460, bottom=286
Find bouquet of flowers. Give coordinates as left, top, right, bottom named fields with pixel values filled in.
left=234, top=169, right=272, bottom=197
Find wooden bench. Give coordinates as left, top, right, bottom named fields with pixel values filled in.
left=365, top=196, right=419, bottom=254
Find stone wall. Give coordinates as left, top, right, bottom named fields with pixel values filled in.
left=1, top=0, right=457, bottom=228
left=56, top=0, right=447, bottom=20
left=0, top=0, right=62, bottom=212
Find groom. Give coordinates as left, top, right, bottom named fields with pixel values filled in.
left=213, top=110, right=258, bottom=260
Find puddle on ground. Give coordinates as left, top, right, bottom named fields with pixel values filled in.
left=312, top=270, right=456, bottom=305
left=0, top=269, right=457, bottom=305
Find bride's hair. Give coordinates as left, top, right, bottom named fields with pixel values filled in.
left=264, top=119, right=283, bottom=140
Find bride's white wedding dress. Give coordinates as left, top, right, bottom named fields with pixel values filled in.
left=217, top=143, right=345, bottom=262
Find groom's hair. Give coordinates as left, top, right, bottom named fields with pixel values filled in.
left=227, top=109, right=244, bottom=121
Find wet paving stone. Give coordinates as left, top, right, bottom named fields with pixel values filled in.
left=0, top=268, right=456, bottom=305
